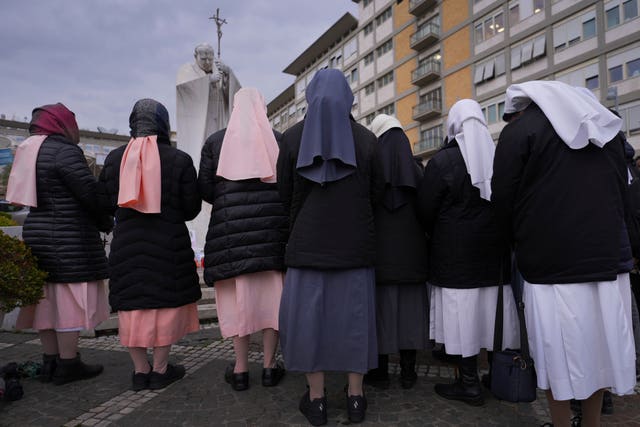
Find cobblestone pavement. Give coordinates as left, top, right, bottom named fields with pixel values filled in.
left=1, top=328, right=638, bottom=427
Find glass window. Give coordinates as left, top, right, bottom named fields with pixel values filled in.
left=585, top=75, right=599, bottom=89
left=582, top=18, right=596, bottom=40
left=628, top=105, right=640, bottom=133
left=511, top=46, right=522, bottom=69
left=509, top=4, right=520, bottom=26
left=475, top=23, right=484, bottom=43
left=624, top=0, right=639, bottom=20
left=532, top=34, right=546, bottom=58
left=365, top=83, right=375, bottom=95
left=498, top=102, right=505, bottom=120
left=607, top=5, right=621, bottom=28
left=533, top=0, right=544, bottom=13
left=627, top=58, right=640, bottom=78
left=495, top=54, right=506, bottom=75
left=495, top=13, right=505, bottom=34
left=364, top=53, right=374, bottom=65
left=364, top=22, right=373, bottom=36
left=610, top=65, right=623, bottom=82
left=351, top=68, right=359, bottom=83
left=484, top=17, right=495, bottom=39
left=474, top=64, right=485, bottom=84
left=487, top=104, right=497, bottom=124
left=521, top=40, right=534, bottom=63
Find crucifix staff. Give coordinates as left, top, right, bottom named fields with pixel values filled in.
left=208, top=8, right=227, bottom=58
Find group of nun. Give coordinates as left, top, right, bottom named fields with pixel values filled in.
left=6, top=68, right=637, bottom=427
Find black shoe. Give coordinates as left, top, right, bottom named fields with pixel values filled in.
left=39, top=353, right=58, bottom=383
left=364, top=354, right=390, bottom=389
left=346, top=393, right=367, bottom=423
left=400, top=349, right=417, bottom=389
left=299, top=390, right=327, bottom=426
left=481, top=373, right=491, bottom=389
left=434, top=356, right=484, bottom=406
left=262, top=361, right=285, bottom=387
left=148, top=364, right=185, bottom=390
left=52, top=354, right=103, bottom=385
left=570, top=398, right=581, bottom=414
left=131, top=371, right=150, bottom=391
left=601, top=390, right=613, bottom=415
left=224, top=363, right=249, bottom=391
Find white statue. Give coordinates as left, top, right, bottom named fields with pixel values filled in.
left=176, top=43, right=241, bottom=169
left=176, top=43, right=241, bottom=250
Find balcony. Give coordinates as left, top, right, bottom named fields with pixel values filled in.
left=412, top=100, right=442, bottom=121
left=409, top=0, right=437, bottom=16
left=410, top=23, right=440, bottom=51
left=411, top=60, right=441, bottom=86
left=413, top=137, right=441, bottom=155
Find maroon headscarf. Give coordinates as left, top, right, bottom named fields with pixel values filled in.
left=29, top=103, right=80, bottom=144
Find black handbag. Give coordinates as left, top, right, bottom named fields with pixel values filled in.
left=490, top=266, right=537, bottom=402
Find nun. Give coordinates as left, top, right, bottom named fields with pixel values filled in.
left=417, top=99, right=518, bottom=406
left=277, top=69, right=385, bottom=425
left=492, top=80, right=636, bottom=426
left=365, top=114, right=429, bottom=390
left=198, top=87, right=288, bottom=392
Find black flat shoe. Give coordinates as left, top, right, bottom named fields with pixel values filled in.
left=299, top=390, right=327, bottom=426
left=131, top=371, right=150, bottom=391
left=262, top=361, right=285, bottom=387
left=148, top=364, right=185, bottom=390
left=224, top=363, right=249, bottom=391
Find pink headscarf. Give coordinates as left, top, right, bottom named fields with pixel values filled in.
left=117, top=135, right=161, bottom=213
left=6, top=103, right=80, bottom=207
left=216, top=88, right=279, bottom=183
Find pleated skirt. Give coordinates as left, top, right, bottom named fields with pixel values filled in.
left=430, top=285, right=520, bottom=357
left=215, top=270, right=284, bottom=338
left=16, top=281, right=109, bottom=331
left=523, top=273, right=637, bottom=400
left=118, top=303, right=200, bottom=348
left=279, top=267, right=378, bottom=373
left=375, top=283, right=429, bottom=354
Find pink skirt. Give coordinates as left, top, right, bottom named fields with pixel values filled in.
left=118, top=303, right=200, bottom=348
left=16, top=281, right=109, bottom=331
left=216, top=270, right=284, bottom=338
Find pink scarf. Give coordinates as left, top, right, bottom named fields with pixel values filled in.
left=216, top=88, right=279, bottom=183
left=6, top=135, right=48, bottom=207
left=117, top=136, right=161, bottom=213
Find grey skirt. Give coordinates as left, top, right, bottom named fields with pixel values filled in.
left=279, top=267, right=378, bottom=373
left=375, top=283, right=429, bottom=354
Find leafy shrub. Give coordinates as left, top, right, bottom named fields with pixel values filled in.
left=0, top=214, right=18, bottom=226
left=0, top=231, right=47, bottom=312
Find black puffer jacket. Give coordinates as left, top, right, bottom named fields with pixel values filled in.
left=277, top=119, right=385, bottom=269
left=99, top=138, right=202, bottom=310
left=417, top=139, right=510, bottom=288
left=22, top=135, right=111, bottom=283
left=198, top=129, right=288, bottom=284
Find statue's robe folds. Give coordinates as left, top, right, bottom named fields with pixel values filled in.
left=176, top=62, right=241, bottom=250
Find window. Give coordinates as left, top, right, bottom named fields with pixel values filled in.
left=475, top=10, right=504, bottom=44
left=377, top=71, right=394, bottom=88
left=418, top=125, right=444, bottom=151
left=553, top=11, right=596, bottom=51
left=363, top=0, right=373, bottom=6
left=364, top=113, right=376, bottom=125
left=509, top=0, right=544, bottom=25
left=607, top=5, right=621, bottom=28
left=481, top=101, right=505, bottom=124
left=344, top=39, right=358, bottom=59
left=350, top=68, right=359, bottom=84
left=375, top=7, right=392, bottom=26
left=376, top=39, right=393, bottom=57
left=610, top=64, right=623, bottom=82
left=628, top=58, right=640, bottom=77
left=487, top=104, right=497, bottom=124
left=624, top=0, right=638, bottom=20
left=498, top=102, right=505, bottom=120
left=474, top=53, right=506, bottom=85
left=378, top=103, right=395, bottom=115
left=511, top=34, right=546, bottom=70
left=582, top=18, right=596, bottom=40
left=419, top=88, right=442, bottom=107
left=364, top=22, right=374, bottom=36
left=364, top=52, right=374, bottom=65
left=364, top=82, right=375, bottom=95
left=585, top=75, right=599, bottom=89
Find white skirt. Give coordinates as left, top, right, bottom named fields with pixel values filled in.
left=430, top=285, right=520, bottom=357
left=523, top=273, right=637, bottom=400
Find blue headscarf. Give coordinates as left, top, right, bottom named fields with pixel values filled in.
left=296, top=69, right=357, bottom=184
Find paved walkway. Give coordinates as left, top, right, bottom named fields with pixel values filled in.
left=0, top=327, right=638, bottom=427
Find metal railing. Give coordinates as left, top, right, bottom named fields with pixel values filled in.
left=412, top=60, right=441, bottom=82
left=410, top=23, right=440, bottom=46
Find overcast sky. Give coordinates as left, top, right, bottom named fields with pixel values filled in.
left=0, top=1, right=358, bottom=134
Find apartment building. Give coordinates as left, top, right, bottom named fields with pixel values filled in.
left=267, top=0, right=640, bottom=159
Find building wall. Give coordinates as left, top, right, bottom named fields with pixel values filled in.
left=443, top=27, right=471, bottom=70
left=444, top=66, right=472, bottom=110
left=442, top=0, right=469, bottom=32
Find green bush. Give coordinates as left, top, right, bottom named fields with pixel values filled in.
left=0, top=231, right=47, bottom=312
left=0, top=214, right=18, bottom=226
